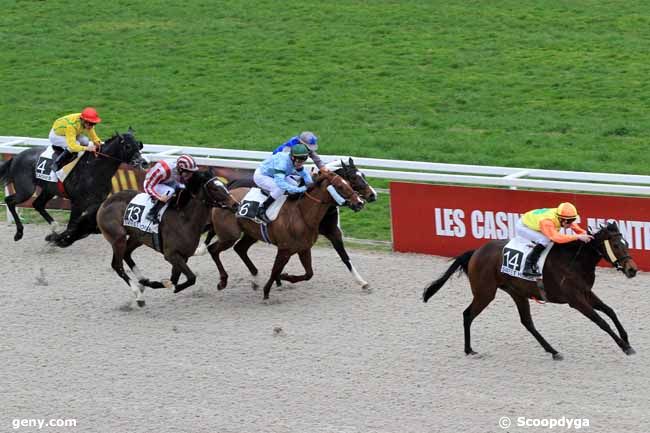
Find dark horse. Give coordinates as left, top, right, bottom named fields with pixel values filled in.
left=196, top=158, right=377, bottom=288
left=208, top=168, right=365, bottom=299
left=0, top=128, right=148, bottom=247
left=97, top=170, right=239, bottom=307
left=422, top=222, right=638, bottom=360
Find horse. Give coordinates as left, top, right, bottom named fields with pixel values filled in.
left=422, top=222, right=638, bottom=360
left=0, top=128, right=148, bottom=247
left=195, top=157, right=377, bottom=288
left=96, top=170, right=239, bottom=307
left=208, top=168, right=365, bottom=300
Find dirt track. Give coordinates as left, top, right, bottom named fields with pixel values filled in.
left=2, top=224, right=649, bottom=433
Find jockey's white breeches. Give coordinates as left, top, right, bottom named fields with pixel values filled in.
left=515, top=220, right=551, bottom=247
left=254, top=168, right=285, bottom=199
left=49, top=129, right=90, bottom=151
left=150, top=184, right=176, bottom=200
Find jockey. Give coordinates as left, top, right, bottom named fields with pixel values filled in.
left=143, top=154, right=199, bottom=224
left=253, top=144, right=313, bottom=224
left=516, top=202, right=593, bottom=277
left=272, top=131, right=324, bottom=169
left=50, top=107, right=103, bottom=171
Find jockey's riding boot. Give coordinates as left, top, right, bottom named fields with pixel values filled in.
left=522, top=243, right=546, bottom=277
left=147, top=200, right=165, bottom=224
left=256, top=196, right=275, bottom=224
left=52, top=149, right=72, bottom=172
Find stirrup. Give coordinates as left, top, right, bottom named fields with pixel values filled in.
left=522, top=265, right=541, bottom=277
left=257, top=211, right=271, bottom=224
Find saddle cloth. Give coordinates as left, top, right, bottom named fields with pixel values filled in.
left=123, top=193, right=170, bottom=234
left=35, top=146, right=79, bottom=182
left=236, top=188, right=287, bottom=223
left=500, top=237, right=553, bottom=281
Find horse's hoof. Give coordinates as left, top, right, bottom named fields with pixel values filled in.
left=136, top=300, right=145, bottom=308
left=251, top=281, right=259, bottom=290
left=217, top=281, right=227, bottom=290
left=162, top=279, right=173, bottom=289
left=465, top=350, right=478, bottom=356
left=552, top=353, right=564, bottom=361
left=14, top=232, right=23, bottom=242
left=624, top=347, right=636, bottom=355
left=361, top=282, right=370, bottom=290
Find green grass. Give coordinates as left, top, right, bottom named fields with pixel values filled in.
left=3, top=0, right=650, bottom=241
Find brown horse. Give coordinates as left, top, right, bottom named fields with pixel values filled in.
left=97, top=170, right=238, bottom=306
left=195, top=157, right=378, bottom=288
left=208, top=168, right=365, bottom=299
left=422, top=222, right=638, bottom=360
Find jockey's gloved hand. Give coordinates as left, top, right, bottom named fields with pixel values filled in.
left=86, top=143, right=97, bottom=152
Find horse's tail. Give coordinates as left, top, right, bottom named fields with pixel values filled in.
left=0, top=157, right=12, bottom=186
left=422, top=250, right=474, bottom=303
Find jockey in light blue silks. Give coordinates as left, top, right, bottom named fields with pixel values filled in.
left=272, top=131, right=324, bottom=170
left=253, top=144, right=313, bottom=224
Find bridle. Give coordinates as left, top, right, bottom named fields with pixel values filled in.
left=202, top=176, right=239, bottom=209
left=586, top=231, right=631, bottom=272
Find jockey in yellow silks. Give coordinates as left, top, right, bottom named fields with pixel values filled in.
left=49, top=107, right=102, bottom=170
left=516, top=202, right=593, bottom=277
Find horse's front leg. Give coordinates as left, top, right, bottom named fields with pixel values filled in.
left=320, top=210, right=369, bottom=289
left=570, top=296, right=635, bottom=355
left=47, top=206, right=82, bottom=244
left=280, top=249, right=314, bottom=284
left=262, top=249, right=292, bottom=300
left=588, top=292, right=630, bottom=345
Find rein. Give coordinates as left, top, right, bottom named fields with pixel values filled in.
left=92, top=150, right=123, bottom=163
left=304, top=190, right=324, bottom=204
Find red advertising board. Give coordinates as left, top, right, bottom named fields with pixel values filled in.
left=390, top=181, right=650, bottom=271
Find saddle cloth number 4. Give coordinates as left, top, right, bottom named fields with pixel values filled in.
left=35, top=156, right=55, bottom=181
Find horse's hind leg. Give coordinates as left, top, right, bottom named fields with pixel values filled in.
left=110, top=235, right=146, bottom=307
left=570, top=296, right=634, bottom=355
left=280, top=249, right=314, bottom=284
left=233, top=234, right=260, bottom=288
left=463, top=284, right=497, bottom=356
left=207, top=239, right=238, bottom=290
left=5, top=188, right=35, bottom=242
left=320, top=210, right=369, bottom=289
left=123, top=237, right=168, bottom=291
left=589, top=292, right=630, bottom=344
left=32, top=190, right=57, bottom=230
left=509, top=293, right=562, bottom=360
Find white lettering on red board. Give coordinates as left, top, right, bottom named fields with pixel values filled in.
left=433, top=208, right=650, bottom=250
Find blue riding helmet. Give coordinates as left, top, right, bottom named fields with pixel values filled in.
left=299, top=131, right=318, bottom=150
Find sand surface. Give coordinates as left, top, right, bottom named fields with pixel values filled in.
left=2, top=224, right=649, bottom=433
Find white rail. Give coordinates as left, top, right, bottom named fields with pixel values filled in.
left=2, top=135, right=650, bottom=195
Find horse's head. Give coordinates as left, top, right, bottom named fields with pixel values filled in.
left=328, top=158, right=377, bottom=202
left=317, top=168, right=365, bottom=212
left=187, top=171, right=239, bottom=211
left=102, top=127, right=148, bottom=170
left=591, top=222, right=637, bottom=278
